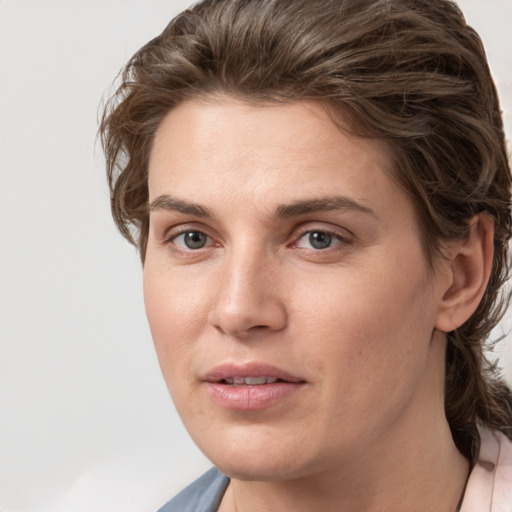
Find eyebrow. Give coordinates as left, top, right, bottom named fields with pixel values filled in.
left=275, top=196, right=377, bottom=219
left=148, top=195, right=214, bottom=217
left=148, top=194, right=376, bottom=219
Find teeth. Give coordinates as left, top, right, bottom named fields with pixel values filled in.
left=244, top=376, right=274, bottom=385
left=224, top=376, right=279, bottom=385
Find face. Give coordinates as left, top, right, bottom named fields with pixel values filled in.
left=144, top=98, right=450, bottom=481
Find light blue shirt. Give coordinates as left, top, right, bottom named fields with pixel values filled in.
left=157, top=468, right=229, bottom=512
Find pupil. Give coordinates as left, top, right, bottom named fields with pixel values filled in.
left=184, top=231, right=207, bottom=249
left=309, top=231, right=331, bottom=249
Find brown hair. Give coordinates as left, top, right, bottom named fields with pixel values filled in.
left=99, top=0, right=512, bottom=460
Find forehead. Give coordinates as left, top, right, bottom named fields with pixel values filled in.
left=148, top=98, right=396, bottom=204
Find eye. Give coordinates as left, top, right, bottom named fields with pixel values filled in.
left=172, top=230, right=211, bottom=250
left=295, top=230, right=345, bottom=250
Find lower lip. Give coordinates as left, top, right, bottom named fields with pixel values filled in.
left=206, top=382, right=305, bottom=410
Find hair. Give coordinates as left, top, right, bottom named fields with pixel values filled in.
left=99, top=0, right=512, bottom=460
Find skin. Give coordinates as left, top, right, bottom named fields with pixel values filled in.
left=144, top=98, right=475, bottom=511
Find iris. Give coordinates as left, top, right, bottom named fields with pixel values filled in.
left=308, top=231, right=332, bottom=250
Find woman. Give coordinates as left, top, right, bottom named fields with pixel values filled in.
left=100, top=0, right=512, bottom=510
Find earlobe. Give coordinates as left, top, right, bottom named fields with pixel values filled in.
left=435, top=214, right=494, bottom=333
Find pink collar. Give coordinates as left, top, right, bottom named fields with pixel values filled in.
left=460, top=427, right=512, bottom=512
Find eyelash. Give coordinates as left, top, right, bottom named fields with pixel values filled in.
left=164, top=228, right=216, bottom=253
left=292, top=229, right=352, bottom=251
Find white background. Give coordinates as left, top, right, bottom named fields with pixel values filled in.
left=0, top=1, right=511, bottom=511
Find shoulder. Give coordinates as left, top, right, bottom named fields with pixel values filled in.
left=461, top=427, right=512, bottom=512
left=156, top=467, right=230, bottom=512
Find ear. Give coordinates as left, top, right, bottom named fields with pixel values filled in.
left=435, top=214, right=494, bottom=333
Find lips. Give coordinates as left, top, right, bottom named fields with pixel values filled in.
left=203, top=363, right=306, bottom=410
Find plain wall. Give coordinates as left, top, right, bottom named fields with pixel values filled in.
left=1, top=1, right=511, bottom=511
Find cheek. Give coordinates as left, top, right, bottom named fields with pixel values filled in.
left=305, top=261, right=435, bottom=385
left=143, top=263, right=208, bottom=373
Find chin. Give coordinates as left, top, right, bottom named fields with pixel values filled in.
left=189, top=422, right=327, bottom=482
left=214, top=455, right=312, bottom=483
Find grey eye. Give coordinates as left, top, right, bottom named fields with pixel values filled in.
left=308, top=231, right=332, bottom=249
left=176, top=231, right=209, bottom=249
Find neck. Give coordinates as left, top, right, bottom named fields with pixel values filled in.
left=219, top=333, right=469, bottom=512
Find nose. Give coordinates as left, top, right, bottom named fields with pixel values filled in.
left=207, top=250, right=288, bottom=338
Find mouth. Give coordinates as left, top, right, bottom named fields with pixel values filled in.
left=203, top=364, right=306, bottom=410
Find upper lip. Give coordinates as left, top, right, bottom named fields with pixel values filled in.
left=203, top=363, right=305, bottom=383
